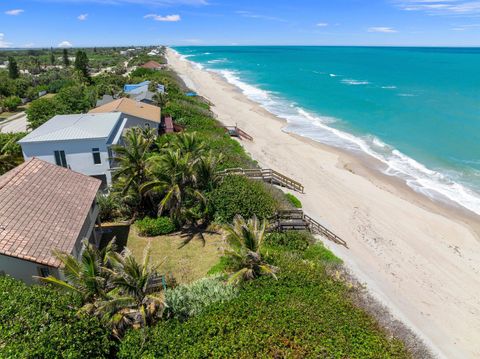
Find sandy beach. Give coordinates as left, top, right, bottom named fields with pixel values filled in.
left=166, top=48, right=480, bottom=358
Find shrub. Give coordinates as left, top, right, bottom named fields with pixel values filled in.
left=303, top=243, right=343, bottom=265
left=1, top=96, right=21, bottom=111
left=97, top=193, right=125, bottom=222
left=164, top=276, right=237, bottom=320
left=0, top=276, right=115, bottom=358
left=118, top=251, right=410, bottom=359
left=265, top=230, right=314, bottom=251
left=135, top=216, right=176, bottom=236
left=210, top=175, right=278, bottom=223
left=26, top=97, right=66, bottom=129
left=285, top=193, right=302, bottom=208
left=207, top=256, right=233, bottom=276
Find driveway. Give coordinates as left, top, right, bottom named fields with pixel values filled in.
left=0, top=112, right=28, bottom=133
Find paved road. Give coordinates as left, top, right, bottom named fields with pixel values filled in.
left=0, top=112, right=28, bottom=133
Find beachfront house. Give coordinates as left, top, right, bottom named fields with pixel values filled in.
left=89, top=97, right=161, bottom=131
left=18, top=112, right=127, bottom=187
left=0, top=158, right=102, bottom=283
left=124, top=80, right=165, bottom=104
left=141, top=60, right=164, bottom=70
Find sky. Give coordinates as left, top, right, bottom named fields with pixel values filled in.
left=2, top=0, right=480, bottom=48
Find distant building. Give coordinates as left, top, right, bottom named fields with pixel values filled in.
left=123, top=80, right=164, bottom=104
left=89, top=98, right=161, bottom=130
left=18, top=112, right=127, bottom=187
left=140, top=60, right=164, bottom=70
left=124, top=80, right=150, bottom=93
left=0, top=158, right=102, bottom=283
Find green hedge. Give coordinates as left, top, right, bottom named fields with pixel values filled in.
left=265, top=230, right=314, bottom=251
left=135, top=216, right=176, bottom=236
left=0, top=276, right=114, bottom=358
left=165, top=276, right=237, bottom=320
left=210, top=175, right=278, bottom=223
left=285, top=193, right=302, bottom=208
left=118, top=250, right=409, bottom=358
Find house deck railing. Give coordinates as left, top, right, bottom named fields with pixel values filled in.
left=223, top=126, right=253, bottom=141
left=218, top=168, right=304, bottom=193
left=272, top=210, right=348, bottom=247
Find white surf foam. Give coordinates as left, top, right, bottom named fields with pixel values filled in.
left=381, top=85, right=397, bottom=89
left=207, top=58, right=229, bottom=64
left=342, top=79, right=371, bottom=85
left=183, top=55, right=480, bottom=216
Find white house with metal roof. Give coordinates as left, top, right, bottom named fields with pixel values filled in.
left=18, top=112, right=127, bottom=187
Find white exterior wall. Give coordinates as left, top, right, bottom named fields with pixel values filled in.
left=0, top=254, right=61, bottom=284
left=0, top=199, right=100, bottom=284
left=21, top=138, right=113, bottom=185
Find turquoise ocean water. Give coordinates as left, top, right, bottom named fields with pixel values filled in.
left=173, top=46, right=480, bottom=215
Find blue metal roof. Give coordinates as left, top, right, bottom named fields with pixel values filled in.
left=124, top=81, right=150, bottom=93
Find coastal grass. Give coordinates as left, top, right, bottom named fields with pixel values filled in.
left=126, top=225, right=224, bottom=284
left=118, top=244, right=411, bottom=359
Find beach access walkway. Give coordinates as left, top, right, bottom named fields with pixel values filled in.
left=223, top=125, right=253, bottom=141
left=218, top=167, right=304, bottom=193
left=272, top=209, right=348, bottom=247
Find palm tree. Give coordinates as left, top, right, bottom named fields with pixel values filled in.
left=224, top=215, right=278, bottom=284
left=195, top=150, right=223, bottom=192
left=38, top=240, right=115, bottom=308
left=111, top=128, right=152, bottom=194
left=95, top=246, right=165, bottom=338
left=141, top=149, right=206, bottom=225
left=152, top=91, right=169, bottom=108
left=169, top=132, right=205, bottom=156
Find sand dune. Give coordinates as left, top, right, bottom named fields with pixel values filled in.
left=166, top=49, right=480, bottom=359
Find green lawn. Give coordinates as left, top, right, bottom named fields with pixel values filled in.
left=127, top=225, right=224, bottom=284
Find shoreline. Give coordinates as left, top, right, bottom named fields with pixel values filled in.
left=166, top=48, right=480, bottom=358
left=204, top=64, right=480, bottom=236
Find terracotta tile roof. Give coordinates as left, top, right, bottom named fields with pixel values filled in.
left=89, top=98, right=161, bottom=123
left=0, top=158, right=101, bottom=267
left=141, top=60, right=163, bottom=69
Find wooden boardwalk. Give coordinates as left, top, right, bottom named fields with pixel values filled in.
left=272, top=210, right=348, bottom=248
left=218, top=168, right=304, bottom=193
left=223, top=126, right=253, bottom=141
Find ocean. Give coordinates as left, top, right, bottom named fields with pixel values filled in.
left=173, top=46, right=480, bottom=215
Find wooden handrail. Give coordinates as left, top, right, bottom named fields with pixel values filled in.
left=274, top=210, right=348, bottom=248
left=223, top=126, right=253, bottom=141
left=218, top=168, right=304, bottom=193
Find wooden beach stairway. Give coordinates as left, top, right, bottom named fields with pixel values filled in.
left=223, top=126, right=253, bottom=141
left=218, top=168, right=304, bottom=193
left=272, top=210, right=348, bottom=247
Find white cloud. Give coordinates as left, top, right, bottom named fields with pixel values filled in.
left=144, top=13, right=181, bottom=21
left=5, top=9, right=24, bottom=16
left=0, top=33, right=12, bottom=48
left=317, top=22, right=329, bottom=27
left=394, top=0, right=480, bottom=16
left=23, top=43, right=35, bottom=48
left=368, top=26, right=398, bottom=33
left=78, top=13, right=88, bottom=20
left=58, top=41, right=73, bottom=48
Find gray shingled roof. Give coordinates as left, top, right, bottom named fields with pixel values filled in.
left=0, top=158, right=101, bottom=267
left=18, top=112, right=123, bottom=143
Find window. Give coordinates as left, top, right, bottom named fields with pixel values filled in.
left=54, top=150, right=67, bottom=168
left=92, top=148, right=101, bottom=164
left=37, top=267, right=50, bottom=278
